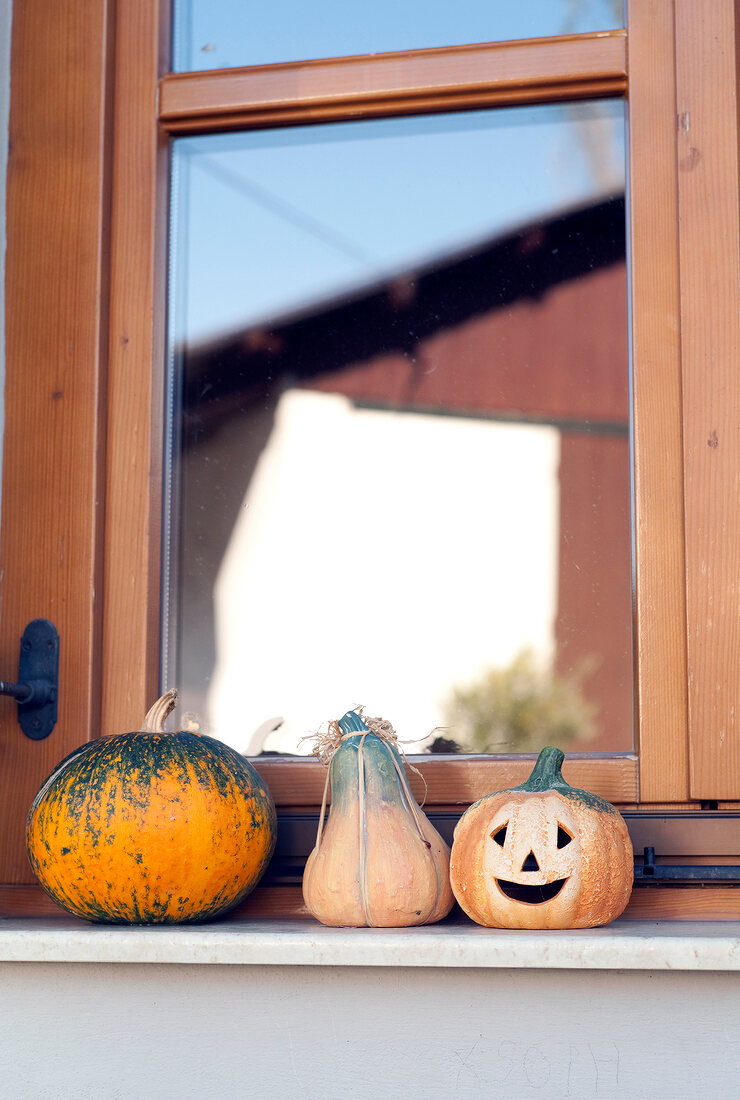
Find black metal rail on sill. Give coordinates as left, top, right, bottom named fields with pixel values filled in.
left=632, top=847, right=740, bottom=887
left=262, top=816, right=740, bottom=888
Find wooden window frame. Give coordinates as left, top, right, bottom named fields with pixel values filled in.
left=2, top=0, right=740, bottom=919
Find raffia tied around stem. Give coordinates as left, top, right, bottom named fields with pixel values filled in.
left=309, top=707, right=429, bottom=810
left=308, top=707, right=400, bottom=765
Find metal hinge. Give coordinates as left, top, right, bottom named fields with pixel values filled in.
left=0, top=619, right=59, bottom=740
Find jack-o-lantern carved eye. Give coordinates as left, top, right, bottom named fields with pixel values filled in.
left=491, top=824, right=508, bottom=847
left=557, top=825, right=573, bottom=849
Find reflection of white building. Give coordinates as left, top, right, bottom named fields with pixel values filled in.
left=211, top=390, right=560, bottom=753
left=171, top=198, right=631, bottom=756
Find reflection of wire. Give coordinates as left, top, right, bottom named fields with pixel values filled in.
left=196, top=156, right=384, bottom=270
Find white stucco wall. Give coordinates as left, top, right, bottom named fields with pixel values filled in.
left=2, top=961, right=739, bottom=1099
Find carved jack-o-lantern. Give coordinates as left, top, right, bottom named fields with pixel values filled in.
left=450, top=747, right=633, bottom=928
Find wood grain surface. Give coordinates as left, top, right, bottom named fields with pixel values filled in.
left=0, top=0, right=114, bottom=882
left=4, top=882, right=740, bottom=922
left=675, top=0, right=740, bottom=799
left=160, top=32, right=627, bottom=133
left=626, top=0, right=690, bottom=801
left=252, top=754, right=638, bottom=808
left=100, top=0, right=170, bottom=736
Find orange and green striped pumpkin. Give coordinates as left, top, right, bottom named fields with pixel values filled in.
left=26, top=691, right=277, bottom=923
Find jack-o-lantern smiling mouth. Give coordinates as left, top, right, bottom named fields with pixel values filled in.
left=494, top=877, right=569, bottom=905
left=490, top=824, right=572, bottom=904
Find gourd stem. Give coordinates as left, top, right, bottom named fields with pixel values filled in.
left=338, top=710, right=369, bottom=735
left=519, top=745, right=566, bottom=792
left=141, top=689, right=178, bottom=734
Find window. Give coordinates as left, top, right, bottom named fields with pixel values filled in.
left=165, top=105, right=632, bottom=757
left=2, top=0, right=740, bottom=919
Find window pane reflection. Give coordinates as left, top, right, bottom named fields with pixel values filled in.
left=172, top=0, right=624, bottom=72
left=164, top=103, right=632, bottom=756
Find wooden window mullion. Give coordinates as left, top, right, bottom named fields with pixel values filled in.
left=674, top=0, right=740, bottom=801
left=159, top=32, right=627, bottom=133
left=626, top=0, right=689, bottom=802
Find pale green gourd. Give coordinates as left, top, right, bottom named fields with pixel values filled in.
left=302, top=710, right=454, bottom=927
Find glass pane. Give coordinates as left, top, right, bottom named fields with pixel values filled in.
left=172, top=0, right=624, bottom=72
left=164, top=102, right=631, bottom=758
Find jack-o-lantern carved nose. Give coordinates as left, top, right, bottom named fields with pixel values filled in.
left=521, top=851, right=540, bottom=872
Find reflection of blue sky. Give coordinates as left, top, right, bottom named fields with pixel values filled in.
left=173, top=0, right=622, bottom=72
left=171, top=102, right=625, bottom=344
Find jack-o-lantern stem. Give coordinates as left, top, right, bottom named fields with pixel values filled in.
left=516, top=745, right=619, bottom=815
left=518, top=746, right=566, bottom=793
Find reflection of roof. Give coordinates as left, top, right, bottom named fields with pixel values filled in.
left=181, top=196, right=625, bottom=434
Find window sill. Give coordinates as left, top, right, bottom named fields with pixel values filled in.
left=1, top=915, right=740, bottom=969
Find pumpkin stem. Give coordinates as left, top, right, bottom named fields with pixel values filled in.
left=518, top=746, right=567, bottom=792
left=141, top=689, right=178, bottom=734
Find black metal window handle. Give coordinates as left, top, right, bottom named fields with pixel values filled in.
left=0, top=619, right=59, bottom=739
left=0, top=679, right=56, bottom=705
left=0, top=679, right=33, bottom=702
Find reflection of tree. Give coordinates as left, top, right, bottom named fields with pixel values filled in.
left=562, top=0, right=623, bottom=35
left=560, top=0, right=626, bottom=195
left=563, top=100, right=624, bottom=195
left=444, top=648, right=599, bottom=755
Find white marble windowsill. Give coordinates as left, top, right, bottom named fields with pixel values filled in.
left=1, top=916, right=740, bottom=970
